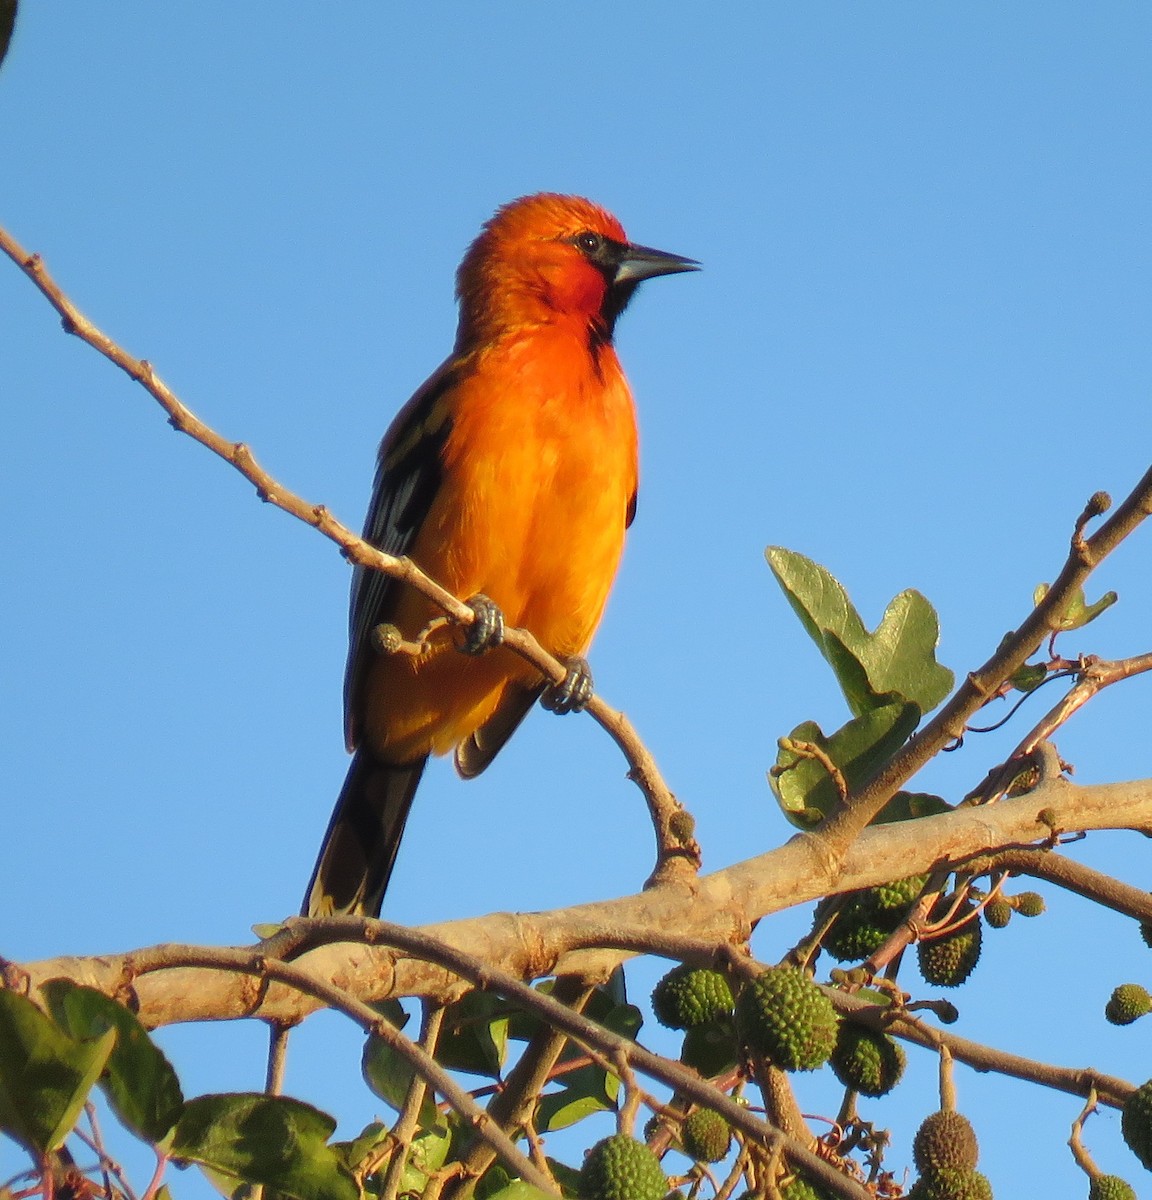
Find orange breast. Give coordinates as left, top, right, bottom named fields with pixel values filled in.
left=360, top=325, right=638, bottom=762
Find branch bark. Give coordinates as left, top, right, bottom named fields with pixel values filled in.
left=17, top=775, right=1152, bottom=1027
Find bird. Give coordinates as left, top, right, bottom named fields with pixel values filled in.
left=304, top=193, right=697, bottom=917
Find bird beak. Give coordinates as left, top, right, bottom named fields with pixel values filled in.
left=615, top=243, right=701, bottom=284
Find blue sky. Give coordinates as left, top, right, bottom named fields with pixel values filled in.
left=3, top=4, right=1152, bottom=1195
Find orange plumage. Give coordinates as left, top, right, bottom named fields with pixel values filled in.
left=305, top=194, right=696, bottom=916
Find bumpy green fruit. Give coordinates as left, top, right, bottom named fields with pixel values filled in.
left=1106, top=984, right=1152, bottom=1026
left=1013, top=891, right=1045, bottom=917
left=578, top=1134, right=667, bottom=1200
left=823, top=892, right=898, bottom=962
left=982, top=899, right=1012, bottom=929
left=908, top=1168, right=993, bottom=1200
left=823, top=876, right=926, bottom=963
left=917, top=905, right=983, bottom=987
left=874, top=875, right=928, bottom=909
left=1121, top=1079, right=1152, bottom=1170
left=912, top=1111, right=979, bottom=1173
left=829, top=1022, right=905, bottom=1096
left=934, top=1000, right=960, bottom=1025
left=736, top=967, right=839, bottom=1071
left=823, top=912, right=892, bottom=961
left=652, top=965, right=735, bottom=1030
left=1089, top=1175, right=1137, bottom=1200
left=680, top=1108, right=730, bottom=1163
left=641, top=1113, right=666, bottom=1144
left=779, top=1175, right=836, bottom=1199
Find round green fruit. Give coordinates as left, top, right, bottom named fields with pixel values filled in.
left=680, top=1108, right=730, bottom=1163
left=736, top=966, right=839, bottom=1071
left=779, top=1174, right=836, bottom=1199
left=1089, top=1175, right=1137, bottom=1200
left=917, top=905, right=983, bottom=988
left=982, top=899, right=1012, bottom=929
left=578, top=1134, right=667, bottom=1200
left=1121, top=1079, right=1152, bottom=1171
left=912, top=1110, right=979, bottom=1173
left=1105, top=983, right=1152, bottom=1026
left=829, top=1022, right=905, bottom=1096
left=1013, top=891, right=1046, bottom=917
left=652, top=965, right=735, bottom=1030
left=908, top=1167, right=993, bottom=1200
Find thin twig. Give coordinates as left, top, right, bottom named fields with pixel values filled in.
left=0, top=223, right=698, bottom=883
left=818, top=469, right=1152, bottom=849
left=444, top=978, right=592, bottom=1200
left=380, top=1002, right=446, bottom=1200
left=958, top=847, right=1152, bottom=922
left=937, top=1046, right=956, bottom=1112
left=832, top=991, right=1131, bottom=1109
left=1068, top=1089, right=1101, bottom=1177
left=264, top=1021, right=292, bottom=1095
left=82, top=1104, right=129, bottom=1200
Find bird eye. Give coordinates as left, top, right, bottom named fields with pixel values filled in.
left=574, top=231, right=603, bottom=254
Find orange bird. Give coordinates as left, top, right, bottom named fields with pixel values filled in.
left=305, top=193, right=697, bottom=917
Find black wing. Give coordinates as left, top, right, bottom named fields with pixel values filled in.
left=343, top=361, right=456, bottom=750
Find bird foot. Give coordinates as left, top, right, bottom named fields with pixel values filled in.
left=541, top=656, right=594, bottom=714
left=460, top=594, right=505, bottom=655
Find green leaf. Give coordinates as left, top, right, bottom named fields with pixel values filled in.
left=545, top=1157, right=582, bottom=1196
left=436, top=991, right=510, bottom=1078
left=556, top=1001, right=641, bottom=1067
left=766, top=547, right=954, bottom=716
left=0, top=990, right=116, bottom=1154
left=680, top=1018, right=739, bottom=1077
left=770, top=702, right=921, bottom=826
left=396, top=1124, right=452, bottom=1196
left=172, top=1093, right=357, bottom=1200
left=854, top=988, right=894, bottom=1007
left=334, top=1121, right=389, bottom=1172
left=476, top=1163, right=516, bottom=1199
left=536, top=1061, right=619, bottom=1132
left=484, top=1185, right=557, bottom=1200
left=873, top=790, right=952, bottom=824
left=1034, top=582, right=1118, bottom=632
left=361, top=1034, right=441, bottom=1131
left=41, top=979, right=183, bottom=1143
left=534, top=996, right=641, bottom=1130
left=252, top=922, right=288, bottom=940
left=1009, top=662, right=1049, bottom=693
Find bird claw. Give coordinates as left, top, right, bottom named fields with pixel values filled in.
left=541, top=656, right=594, bottom=714
left=460, top=594, right=505, bottom=655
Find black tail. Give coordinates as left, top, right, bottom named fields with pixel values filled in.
left=304, top=748, right=427, bottom=917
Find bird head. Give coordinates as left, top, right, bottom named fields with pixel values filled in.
left=455, top=193, right=698, bottom=347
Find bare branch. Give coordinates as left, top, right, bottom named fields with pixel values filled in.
left=0, top=223, right=696, bottom=887
left=961, top=846, right=1152, bottom=923
left=380, top=1002, right=447, bottom=1200
left=835, top=993, right=1132, bottom=1109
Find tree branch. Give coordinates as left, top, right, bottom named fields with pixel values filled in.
left=833, top=993, right=1132, bottom=1110
left=18, top=775, right=1152, bottom=1028
left=818, top=472, right=1152, bottom=850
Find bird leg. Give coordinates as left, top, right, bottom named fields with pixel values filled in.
left=460, top=593, right=505, bottom=655
left=541, top=656, right=594, bottom=714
